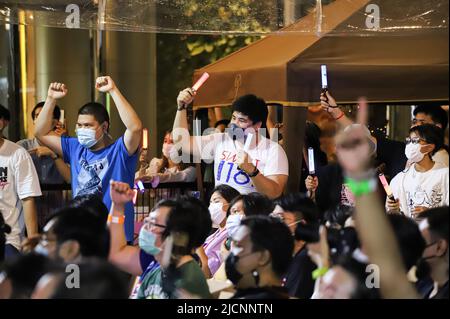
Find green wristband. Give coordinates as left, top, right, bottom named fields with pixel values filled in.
left=344, top=177, right=377, bottom=197
left=312, top=267, right=329, bottom=280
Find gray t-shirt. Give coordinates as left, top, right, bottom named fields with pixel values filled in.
left=16, top=138, right=65, bottom=184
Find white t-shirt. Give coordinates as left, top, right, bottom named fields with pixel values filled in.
left=198, top=133, right=289, bottom=194
left=432, top=148, right=449, bottom=167
left=0, top=139, right=42, bottom=250
left=389, top=162, right=449, bottom=218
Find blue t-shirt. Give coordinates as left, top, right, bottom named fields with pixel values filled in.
left=61, top=136, right=138, bottom=242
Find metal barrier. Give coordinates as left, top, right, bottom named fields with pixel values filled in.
left=40, top=182, right=206, bottom=237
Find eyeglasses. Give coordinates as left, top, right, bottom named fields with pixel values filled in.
left=405, top=137, right=426, bottom=145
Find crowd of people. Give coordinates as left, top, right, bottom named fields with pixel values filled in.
left=0, top=77, right=448, bottom=299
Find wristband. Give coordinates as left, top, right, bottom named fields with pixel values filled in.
left=344, top=177, right=377, bottom=197
left=312, top=267, right=329, bottom=280
left=247, top=167, right=260, bottom=178
left=107, top=214, right=125, bottom=225
left=334, top=111, right=345, bottom=120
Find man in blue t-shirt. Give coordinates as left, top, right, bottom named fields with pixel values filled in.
left=35, top=76, right=142, bottom=242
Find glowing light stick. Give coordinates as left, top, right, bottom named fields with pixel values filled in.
left=137, top=180, right=145, bottom=193
left=378, top=173, right=395, bottom=201
left=243, top=133, right=254, bottom=152
left=59, top=110, right=64, bottom=124
left=308, top=147, right=315, bottom=175
left=142, top=128, right=149, bottom=150
left=192, top=72, right=210, bottom=92
left=321, top=65, right=328, bottom=90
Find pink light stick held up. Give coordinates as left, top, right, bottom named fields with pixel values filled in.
left=192, top=72, right=210, bottom=92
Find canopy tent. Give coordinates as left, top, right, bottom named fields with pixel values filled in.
left=192, top=0, right=449, bottom=109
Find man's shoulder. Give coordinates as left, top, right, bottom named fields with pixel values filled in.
left=16, top=138, right=37, bottom=150
left=2, top=139, right=29, bottom=156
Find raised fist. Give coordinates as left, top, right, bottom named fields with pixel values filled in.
left=95, top=76, right=116, bottom=93
left=48, top=82, right=68, bottom=100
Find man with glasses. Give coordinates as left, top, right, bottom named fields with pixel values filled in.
left=387, top=124, right=449, bottom=219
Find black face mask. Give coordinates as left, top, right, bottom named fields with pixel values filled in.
left=225, top=253, right=243, bottom=285
left=225, top=251, right=261, bottom=286
left=416, top=257, right=432, bottom=280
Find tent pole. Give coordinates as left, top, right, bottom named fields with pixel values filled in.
left=283, top=106, right=307, bottom=194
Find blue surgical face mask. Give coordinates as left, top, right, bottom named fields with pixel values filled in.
left=76, top=127, right=103, bottom=149
left=225, top=214, right=243, bottom=238
left=138, top=227, right=162, bottom=256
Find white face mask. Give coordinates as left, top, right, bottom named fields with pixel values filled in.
left=76, top=127, right=103, bottom=149
left=162, top=143, right=174, bottom=159
left=405, top=143, right=426, bottom=163
left=209, top=202, right=226, bottom=228
left=225, top=214, right=243, bottom=238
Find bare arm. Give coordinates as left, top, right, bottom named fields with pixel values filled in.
left=196, top=246, right=212, bottom=279
left=34, top=83, right=68, bottom=157
left=31, top=146, right=71, bottom=183
left=108, top=181, right=143, bottom=276
left=96, top=76, right=142, bottom=155
left=354, top=190, right=419, bottom=298
left=22, top=197, right=38, bottom=238
left=336, top=101, right=419, bottom=299
left=321, top=91, right=353, bottom=129
left=251, top=174, right=287, bottom=199
left=173, top=88, right=196, bottom=155
left=54, top=157, right=71, bottom=183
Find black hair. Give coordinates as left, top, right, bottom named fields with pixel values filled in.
left=51, top=207, right=110, bottom=259
left=31, top=102, right=61, bottom=121
left=214, top=119, right=230, bottom=128
left=324, top=204, right=354, bottom=229
left=78, top=102, right=110, bottom=128
left=162, top=196, right=212, bottom=254
left=1, top=253, right=61, bottom=299
left=420, top=206, right=449, bottom=241
left=68, top=194, right=109, bottom=225
left=228, top=192, right=274, bottom=217
left=413, top=104, right=448, bottom=130
left=305, top=121, right=328, bottom=166
left=241, top=215, right=294, bottom=278
left=232, top=94, right=268, bottom=129
left=334, top=255, right=380, bottom=299
left=275, top=193, right=319, bottom=224
left=0, top=212, right=12, bottom=263
left=51, top=258, right=129, bottom=299
left=387, top=214, right=426, bottom=271
left=409, top=124, right=444, bottom=156
left=0, top=104, right=10, bottom=121
left=151, top=198, right=178, bottom=213
left=211, top=184, right=240, bottom=205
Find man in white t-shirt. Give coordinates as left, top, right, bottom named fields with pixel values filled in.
left=173, top=89, right=288, bottom=199
left=388, top=124, right=449, bottom=219
left=0, top=104, right=41, bottom=258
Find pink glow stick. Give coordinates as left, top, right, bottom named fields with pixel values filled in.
left=132, top=189, right=138, bottom=205
left=192, top=72, right=210, bottom=92
left=378, top=173, right=395, bottom=200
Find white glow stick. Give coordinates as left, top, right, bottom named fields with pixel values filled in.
left=243, top=133, right=254, bottom=152
left=321, top=65, right=328, bottom=89
left=308, top=147, right=315, bottom=175
left=142, top=128, right=148, bottom=150
left=192, top=72, right=210, bottom=92
left=137, top=180, right=145, bottom=193
left=59, top=110, right=64, bottom=123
